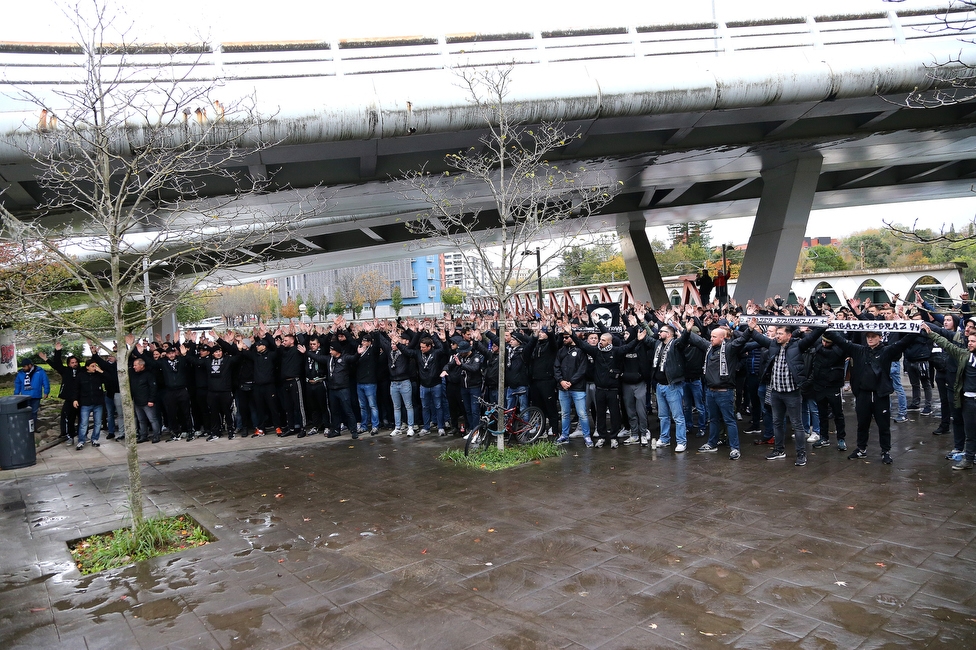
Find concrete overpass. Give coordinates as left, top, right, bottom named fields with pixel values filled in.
left=2, top=1, right=976, bottom=306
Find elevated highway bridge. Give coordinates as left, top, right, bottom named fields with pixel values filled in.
left=2, top=0, right=976, bottom=307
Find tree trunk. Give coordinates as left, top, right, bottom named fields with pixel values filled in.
left=115, top=334, right=144, bottom=528
left=495, top=305, right=506, bottom=451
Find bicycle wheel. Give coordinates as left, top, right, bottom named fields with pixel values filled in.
left=513, top=406, right=546, bottom=444
left=464, top=425, right=487, bottom=456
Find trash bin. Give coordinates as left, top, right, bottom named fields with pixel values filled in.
left=0, top=395, right=36, bottom=471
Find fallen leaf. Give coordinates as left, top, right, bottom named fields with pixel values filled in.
left=485, top=562, right=493, bottom=566
left=799, top=549, right=812, bottom=554
left=474, top=538, right=481, bottom=543
left=488, top=528, right=495, bottom=533
left=847, top=506, right=856, bottom=510
left=339, top=499, right=348, bottom=503
left=473, top=587, right=478, bottom=591
left=480, top=464, right=487, bottom=468
left=303, top=517, right=311, bottom=522
left=875, top=562, right=886, bottom=567
left=349, top=445, right=355, bottom=448
left=751, top=559, right=761, bottom=568
left=649, top=623, right=658, bottom=629
left=275, top=493, right=284, bottom=499
left=533, top=460, right=541, bottom=464
left=378, top=455, right=386, bottom=459
left=278, top=559, right=285, bottom=563
left=261, top=494, right=266, bottom=497
left=700, top=632, right=716, bottom=637
left=421, top=548, right=427, bottom=554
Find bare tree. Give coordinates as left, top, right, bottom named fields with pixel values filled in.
left=356, top=269, right=389, bottom=318
left=208, top=284, right=273, bottom=327
left=398, top=66, right=620, bottom=450
left=0, top=1, right=316, bottom=527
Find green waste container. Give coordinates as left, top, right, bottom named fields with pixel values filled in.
left=0, top=395, right=36, bottom=470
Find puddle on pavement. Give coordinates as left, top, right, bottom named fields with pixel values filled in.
left=827, top=600, right=884, bottom=636
left=691, top=564, right=748, bottom=594
left=132, top=596, right=184, bottom=622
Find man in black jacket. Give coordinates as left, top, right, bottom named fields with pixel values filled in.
left=647, top=321, right=690, bottom=452
left=356, top=332, right=382, bottom=436
left=325, top=338, right=359, bottom=439
left=128, top=346, right=162, bottom=443
left=554, top=330, right=593, bottom=447
left=38, top=343, right=81, bottom=445
left=74, top=360, right=107, bottom=450
left=806, top=335, right=848, bottom=451
left=687, top=319, right=751, bottom=460
left=825, top=327, right=921, bottom=464
left=747, top=321, right=827, bottom=466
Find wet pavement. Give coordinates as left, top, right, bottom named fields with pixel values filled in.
left=1, top=403, right=975, bottom=649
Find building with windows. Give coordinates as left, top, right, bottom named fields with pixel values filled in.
left=442, top=252, right=492, bottom=298
left=278, top=256, right=443, bottom=318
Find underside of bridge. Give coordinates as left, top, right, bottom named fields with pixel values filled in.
left=3, top=4, right=976, bottom=304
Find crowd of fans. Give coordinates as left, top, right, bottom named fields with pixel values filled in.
left=16, top=288, right=975, bottom=470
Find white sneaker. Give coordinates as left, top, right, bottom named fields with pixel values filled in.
left=610, top=439, right=619, bottom=449
left=569, top=428, right=584, bottom=438
left=806, top=432, right=820, bottom=443
left=390, top=427, right=401, bottom=436
left=640, top=435, right=649, bottom=447
left=651, top=438, right=660, bottom=449
left=617, top=429, right=630, bottom=438
left=675, top=443, right=687, bottom=453
left=406, top=426, right=415, bottom=437
left=419, top=428, right=429, bottom=437
left=437, top=428, right=446, bottom=436
left=595, top=438, right=605, bottom=448
left=623, top=435, right=641, bottom=445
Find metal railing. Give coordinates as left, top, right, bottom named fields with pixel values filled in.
left=1, top=5, right=973, bottom=85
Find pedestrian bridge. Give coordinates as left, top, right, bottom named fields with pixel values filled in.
left=2, top=1, right=976, bottom=307
left=487, top=262, right=967, bottom=315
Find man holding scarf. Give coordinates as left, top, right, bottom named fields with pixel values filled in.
left=687, top=317, right=751, bottom=460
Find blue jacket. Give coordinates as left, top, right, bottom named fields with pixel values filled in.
left=15, top=365, right=50, bottom=399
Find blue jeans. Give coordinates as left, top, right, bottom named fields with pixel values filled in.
left=390, top=379, right=414, bottom=429
left=801, top=396, right=819, bottom=435
left=104, top=394, right=123, bottom=436
left=506, top=386, right=529, bottom=413
left=420, top=383, right=445, bottom=430
left=558, top=390, right=591, bottom=439
left=656, top=382, right=686, bottom=445
left=461, top=386, right=481, bottom=432
left=78, top=403, right=104, bottom=444
left=706, top=388, right=739, bottom=450
left=890, top=361, right=907, bottom=417
left=770, top=389, right=806, bottom=456
left=357, top=383, right=379, bottom=429
left=758, top=383, right=774, bottom=441
left=683, top=378, right=705, bottom=431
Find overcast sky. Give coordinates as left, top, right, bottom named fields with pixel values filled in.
left=4, top=0, right=972, bottom=245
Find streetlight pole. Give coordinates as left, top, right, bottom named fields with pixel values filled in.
left=522, top=247, right=543, bottom=312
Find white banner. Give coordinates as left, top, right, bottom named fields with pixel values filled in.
left=827, top=320, right=922, bottom=333
left=753, top=316, right=829, bottom=327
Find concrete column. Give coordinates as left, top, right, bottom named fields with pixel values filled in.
left=616, top=213, right=669, bottom=308
left=151, top=306, right=179, bottom=341
left=734, top=155, right=823, bottom=304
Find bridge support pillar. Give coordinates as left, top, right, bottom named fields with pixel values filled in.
left=616, top=213, right=669, bottom=307
left=150, top=306, right=179, bottom=341
left=734, top=155, right=823, bottom=304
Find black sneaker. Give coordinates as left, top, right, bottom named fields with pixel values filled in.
left=906, top=405, right=920, bottom=412
left=206, top=434, right=220, bottom=441
left=765, top=450, right=786, bottom=460
left=297, top=431, right=307, bottom=439
left=91, top=441, right=100, bottom=448
left=795, top=455, right=807, bottom=466
left=228, top=433, right=236, bottom=440
left=882, top=452, right=893, bottom=465
left=848, top=448, right=867, bottom=460
left=813, top=439, right=830, bottom=449
left=932, top=428, right=948, bottom=436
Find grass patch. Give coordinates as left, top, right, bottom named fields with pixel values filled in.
left=440, top=440, right=565, bottom=470
left=69, top=514, right=214, bottom=575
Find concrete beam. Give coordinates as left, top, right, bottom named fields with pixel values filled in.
left=616, top=213, right=668, bottom=307
left=734, top=154, right=823, bottom=303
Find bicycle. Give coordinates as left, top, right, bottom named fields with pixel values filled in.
left=463, top=397, right=546, bottom=456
